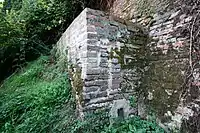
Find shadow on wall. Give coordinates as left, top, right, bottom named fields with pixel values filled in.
left=82, top=0, right=116, bottom=11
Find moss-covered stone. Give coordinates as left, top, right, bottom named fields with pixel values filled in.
left=142, top=59, right=185, bottom=122
left=68, top=65, right=84, bottom=105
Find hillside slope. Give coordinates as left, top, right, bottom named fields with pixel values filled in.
left=0, top=56, right=77, bottom=132
left=0, top=56, right=164, bottom=133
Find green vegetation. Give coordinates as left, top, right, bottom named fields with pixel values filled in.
left=0, top=56, right=164, bottom=133
left=0, top=0, right=165, bottom=132
left=0, top=0, right=114, bottom=81
left=0, top=0, right=82, bottom=81
left=0, top=56, right=75, bottom=132
left=103, top=116, right=165, bottom=133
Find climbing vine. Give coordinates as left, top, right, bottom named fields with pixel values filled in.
left=172, top=0, right=200, bottom=132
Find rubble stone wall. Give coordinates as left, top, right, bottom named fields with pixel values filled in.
left=55, top=8, right=147, bottom=118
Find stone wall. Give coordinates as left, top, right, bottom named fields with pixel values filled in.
left=142, top=11, right=191, bottom=130
left=54, top=3, right=200, bottom=131
left=147, top=10, right=200, bottom=131
left=111, top=0, right=200, bottom=131
left=54, top=8, right=147, bottom=118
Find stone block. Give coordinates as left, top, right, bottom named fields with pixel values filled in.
left=88, top=58, right=97, bottom=63
left=111, top=58, right=119, bottom=64
left=93, top=22, right=104, bottom=28
left=87, top=39, right=98, bottom=45
left=86, top=68, right=108, bottom=75
left=87, top=33, right=98, bottom=39
left=83, top=93, right=91, bottom=100
left=111, top=68, right=121, bottom=73
left=87, top=26, right=96, bottom=32
left=85, top=97, right=112, bottom=106
left=111, top=83, right=120, bottom=90
left=81, top=51, right=98, bottom=58
left=101, top=52, right=109, bottom=57
left=85, top=75, right=96, bottom=81
left=87, top=45, right=100, bottom=51
left=101, top=58, right=108, bottom=63
left=100, top=85, right=109, bottom=91
left=112, top=64, right=121, bottom=69
left=96, top=80, right=108, bottom=86
left=83, top=86, right=99, bottom=93
left=111, top=73, right=121, bottom=79
left=88, top=51, right=98, bottom=57
left=85, top=74, right=109, bottom=81
left=85, top=81, right=97, bottom=87
left=109, top=89, right=120, bottom=95
left=85, top=80, right=108, bottom=87
left=100, top=62, right=109, bottom=68
left=97, top=91, right=107, bottom=98
left=110, top=20, right=120, bottom=26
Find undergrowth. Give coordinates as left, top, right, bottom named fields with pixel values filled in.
left=0, top=56, right=164, bottom=133
left=0, top=56, right=76, bottom=133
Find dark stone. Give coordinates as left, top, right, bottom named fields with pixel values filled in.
left=97, top=91, right=107, bottom=98
left=100, top=85, right=109, bottom=91
left=84, top=86, right=99, bottom=93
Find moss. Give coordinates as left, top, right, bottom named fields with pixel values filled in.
left=142, top=60, right=185, bottom=122
left=68, top=65, right=84, bottom=105
left=109, top=32, right=149, bottom=69
left=120, top=0, right=174, bottom=20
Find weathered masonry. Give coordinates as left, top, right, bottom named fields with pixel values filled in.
left=54, top=8, right=147, bottom=118
left=54, top=1, right=200, bottom=132
left=111, top=0, right=200, bottom=131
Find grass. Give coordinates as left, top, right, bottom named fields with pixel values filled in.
left=0, top=56, right=76, bottom=133
left=0, top=56, right=165, bottom=133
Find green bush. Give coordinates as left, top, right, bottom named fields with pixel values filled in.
left=0, top=0, right=84, bottom=81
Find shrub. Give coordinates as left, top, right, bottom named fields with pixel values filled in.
left=0, top=0, right=83, bottom=81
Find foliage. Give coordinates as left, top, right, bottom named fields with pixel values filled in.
left=0, top=56, right=164, bottom=133
left=0, top=0, right=116, bottom=81
left=103, top=116, right=165, bottom=133
left=129, top=96, right=137, bottom=107
left=0, top=10, right=26, bottom=81
left=0, top=0, right=83, bottom=81
left=73, top=113, right=164, bottom=133
left=62, top=110, right=164, bottom=133
left=0, top=56, right=76, bottom=133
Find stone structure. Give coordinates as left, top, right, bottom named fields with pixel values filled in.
left=54, top=3, right=200, bottom=131
left=111, top=0, right=200, bottom=131
left=55, top=8, right=146, bottom=118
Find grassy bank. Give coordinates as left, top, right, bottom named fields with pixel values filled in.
left=0, top=56, right=164, bottom=133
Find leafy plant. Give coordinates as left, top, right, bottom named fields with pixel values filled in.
left=102, top=116, right=165, bottom=133
left=129, top=96, right=137, bottom=107
left=0, top=0, right=84, bottom=82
